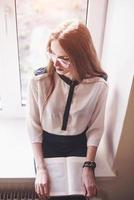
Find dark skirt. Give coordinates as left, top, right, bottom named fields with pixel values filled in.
left=42, top=129, right=87, bottom=158
left=41, top=130, right=87, bottom=200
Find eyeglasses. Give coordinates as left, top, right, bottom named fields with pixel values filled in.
left=46, top=52, right=71, bottom=68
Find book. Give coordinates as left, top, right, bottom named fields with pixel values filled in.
left=44, top=156, right=87, bottom=196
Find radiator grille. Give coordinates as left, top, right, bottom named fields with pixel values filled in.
left=0, top=190, right=38, bottom=200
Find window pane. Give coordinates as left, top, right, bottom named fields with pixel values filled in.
left=15, top=0, right=88, bottom=105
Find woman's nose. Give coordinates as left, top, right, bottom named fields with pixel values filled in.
left=53, top=58, right=60, bottom=66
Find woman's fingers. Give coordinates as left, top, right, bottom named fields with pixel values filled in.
left=43, top=182, right=50, bottom=197
left=85, top=184, right=97, bottom=197
left=35, top=184, right=42, bottom=199
left=82, top=168, right=97, bottom=198
left=86, top=185, right=93, bottom=197
left=82, top=184, right=87, bottom=196
left=39, top=183, right=47, bottom=196
left=93, top=186, right=97, bottom=196
left=35, top=183, right=49, bottom=199
left=35, top=169, right=50, bottom=199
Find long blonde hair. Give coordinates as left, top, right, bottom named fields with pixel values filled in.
left=45, top=19, right=108, bottom=103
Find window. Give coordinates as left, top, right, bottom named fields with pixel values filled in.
left=0, top=0, right=89, bottom=118
left=16, top=0, right=88, bottom=105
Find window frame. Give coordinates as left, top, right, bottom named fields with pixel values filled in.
left=0, top=0, right=90, bottom=119
left=0, top=0, right=25, bottom=119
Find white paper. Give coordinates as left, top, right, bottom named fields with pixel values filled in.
left=44, top=157, right=86, bottom=196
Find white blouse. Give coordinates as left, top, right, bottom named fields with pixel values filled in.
left=26, top=68, right=108, bottom=147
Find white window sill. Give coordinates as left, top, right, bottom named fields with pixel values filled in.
left=0, top=118, right=116, bottom=179
left=0, top=118, right=34, bottom=178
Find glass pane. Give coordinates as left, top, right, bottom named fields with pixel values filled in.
left=15, top=0, right=88, bottom=105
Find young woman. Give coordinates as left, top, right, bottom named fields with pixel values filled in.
left=27, top=19, right=108, bottom=200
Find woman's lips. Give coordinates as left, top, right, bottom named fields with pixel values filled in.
left=55, top=67, right=63, bottom=71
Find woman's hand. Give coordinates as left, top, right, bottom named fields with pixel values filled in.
left=82, top=167, right=97, bottom=198
left=35, top=168, right=50, bottom=199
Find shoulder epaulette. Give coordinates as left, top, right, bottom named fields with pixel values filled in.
left=34, top=67, right=47, bottom=76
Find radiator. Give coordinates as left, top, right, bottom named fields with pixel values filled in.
left=0, top=178, right=38, bottom=200
left=0, top=190, right=103, bottom=200
left=0, top=190, right=38, bottom=199
left=0, top=191, right=102, bottom=200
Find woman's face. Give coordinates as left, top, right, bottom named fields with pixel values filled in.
left=50, top=40, right=74, bottom=78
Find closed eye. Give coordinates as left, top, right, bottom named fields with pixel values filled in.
left=59, top=56, right=70, bottom=62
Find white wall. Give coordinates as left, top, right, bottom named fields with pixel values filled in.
left=88, top=0, right=134, bottom=167
left=87, top=0, right=108, bottom=58
left=88, top=0, right=134, bottom=199
left=100, top=0, right=134, bottom=166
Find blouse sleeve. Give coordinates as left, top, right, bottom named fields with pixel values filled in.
left=26, top=76, right=43, bottom=143
left=86, top=82, right=108, bottom=147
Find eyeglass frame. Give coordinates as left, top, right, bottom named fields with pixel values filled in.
left=46, top=51, right=71, bottom=68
